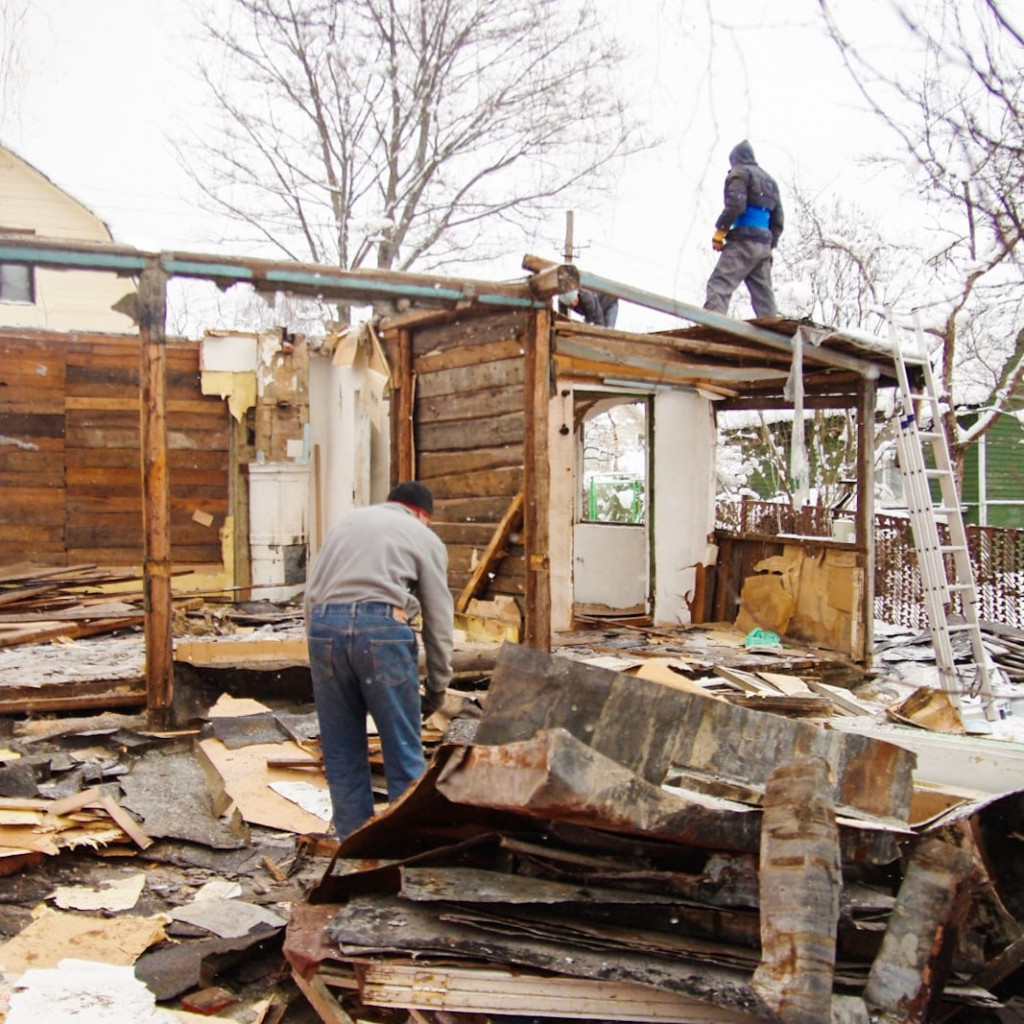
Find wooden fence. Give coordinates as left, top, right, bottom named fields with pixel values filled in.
left=717, top=498, right=1024, bottom=630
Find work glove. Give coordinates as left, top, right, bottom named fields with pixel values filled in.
left=712, top=229, right=727, bottom=252
left=421, top=688, right=445, bottom=719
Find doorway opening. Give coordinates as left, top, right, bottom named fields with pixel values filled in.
left=573, top=395, right=651, bottom=620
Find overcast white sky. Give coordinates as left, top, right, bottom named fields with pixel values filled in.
left=2, top=0, right=913, bottom=332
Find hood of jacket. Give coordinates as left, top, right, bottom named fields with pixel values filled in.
left=728, top=140, right=757, bottom=167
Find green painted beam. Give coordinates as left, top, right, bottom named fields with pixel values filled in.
left=0, top=240, right=547, bottom=310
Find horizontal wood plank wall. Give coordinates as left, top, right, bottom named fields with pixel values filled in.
left=0, top=332, right=67, bottom=560
left=0, top=330, right=229, bottom=570
left=408, top=309, right=528, bottom=603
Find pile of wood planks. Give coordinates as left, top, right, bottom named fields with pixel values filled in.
left=285, top=643, right=1024, bottom=1024
left=0, top=562, right=144, bottom=649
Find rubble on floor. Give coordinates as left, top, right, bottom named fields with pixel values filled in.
left=288, top=643, right=1024, bottom=1024
left=1, top=597, right=1024, bottom=1020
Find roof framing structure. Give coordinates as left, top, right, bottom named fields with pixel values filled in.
left=0, top=237, right=908, bottom=722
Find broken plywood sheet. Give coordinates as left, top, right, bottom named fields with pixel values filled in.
left=475, top=644, right=914, bottom=827
left=0, top=636, right=146, bottom=713
left=436, top=730, right=762, bottom=854
left=0, top=906, right=167, bottom=975
left=197, top=737, right=330, bottom=834
left=175, top=636, right=308, bottom=669
left=455, top=595, right=522, bottom=643
left=0, top=795, right=129, bottom=857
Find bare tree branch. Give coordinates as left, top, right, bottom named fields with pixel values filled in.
left=176, top=0, right=644, bottom=286
left=817, top=0, right=1024, bottom=483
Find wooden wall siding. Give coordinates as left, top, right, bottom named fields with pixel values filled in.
left=0, top=330, right=229, bottom=569
left=408, top=309, right=528, bottom=601
left=0, top=334, right=68, bottom=559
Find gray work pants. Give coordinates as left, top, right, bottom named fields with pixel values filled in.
left=704, top=237, right=777, bottom=318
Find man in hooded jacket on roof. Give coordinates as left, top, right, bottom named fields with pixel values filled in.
left=703, top=140, right=784, bottom=319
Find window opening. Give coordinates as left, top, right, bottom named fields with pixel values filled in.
left=0, top=262, right=34, bottom=303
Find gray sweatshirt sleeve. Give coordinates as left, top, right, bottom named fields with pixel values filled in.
left=417, top=532, right=454, bottom=693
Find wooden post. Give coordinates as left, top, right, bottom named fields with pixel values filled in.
left=864, top=826, right=974, bottom=1023
left=139, top=260, right=174, bottom=729
left=753, top=756, right=840, bottom=1024
left=857, top=376, right=876, bottom=666
left=523, top=307, right=553, bottom=651
left=393, top=328, right=415, bottom=482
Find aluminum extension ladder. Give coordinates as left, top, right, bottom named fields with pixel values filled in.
left=887, top=311, right=999, bottom=724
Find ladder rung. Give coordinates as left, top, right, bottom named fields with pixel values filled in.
left=938, top=544, right=968, bottom=554
left=944, top=623, right=978, bottom=634
left=918, top=430, right=942, bottom=440
left=947, top=583, right=977, bottom=592
left=924, top=468, right=952, bottom=478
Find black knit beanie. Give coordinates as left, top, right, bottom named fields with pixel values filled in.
left=387, top=480, right=434, bottom=516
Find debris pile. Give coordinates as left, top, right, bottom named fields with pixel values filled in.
left=0, top=563, right=144, bottom=649
left=286, top=643, right=1024, bottom=1024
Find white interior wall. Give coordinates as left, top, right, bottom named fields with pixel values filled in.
left=651, top=389, right=717, bottom=625
left=308, top=355, right=379, bottom=558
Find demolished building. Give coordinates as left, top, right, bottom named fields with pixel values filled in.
left=2, top=238, right=1024, bottom=1021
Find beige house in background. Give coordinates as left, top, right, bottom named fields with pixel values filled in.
left=0, top=144, right=136, bottom=332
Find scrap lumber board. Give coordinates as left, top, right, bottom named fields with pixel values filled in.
left=175, top=637, right=309, bottom=668
left=352, top=961, right=763, bottom=1022
left=326, top=894, right=777, bottom=1021
left=291, top=970, right=357, bottom=1024
left=455, top=489, right=524, bottom=614
left=0, top=615, right=143, bottom=648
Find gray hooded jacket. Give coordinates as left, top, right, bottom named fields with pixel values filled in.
left=714, top=140, right=784, bottom=249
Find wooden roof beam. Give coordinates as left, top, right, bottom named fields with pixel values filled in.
left=525, top=253, right=879, bottom=378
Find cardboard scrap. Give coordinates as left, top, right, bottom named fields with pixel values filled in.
left=197, top=737, right=331, bottom=835
left=207, top=695, right=274, bottom=718
left=632, top=658, right=725, bottom=701
left=735, top=573, right=796, bottom=635
left=887, top=687, right=965, bottom=734
left=0, top=906, right=167, bottom=974
left=52, top=872, right=147, bottom=912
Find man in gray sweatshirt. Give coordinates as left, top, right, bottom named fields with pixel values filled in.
left=304, top=480, right=453, bottom=839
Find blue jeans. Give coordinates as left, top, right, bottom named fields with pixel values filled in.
left=307, top=602, right=425, bottom=838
